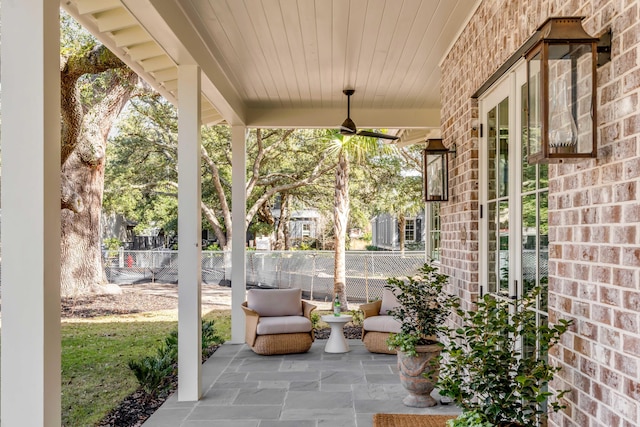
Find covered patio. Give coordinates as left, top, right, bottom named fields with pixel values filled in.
left=3, top=1, right=639, bottom=426
left=142, top=340, right=460, bottom=426
left=2, top=1, right=474, bottom=424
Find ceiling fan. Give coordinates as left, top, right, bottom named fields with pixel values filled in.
left=339, top=89, right=399, bottom=141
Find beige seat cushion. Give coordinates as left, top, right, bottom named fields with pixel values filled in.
left=247, top=288, right=303, bottom=317
left=256, top=316, right=312, bottom=335
left=379, top=289, right=401, bottom=315
left=363, top=315, right=402, bottom=334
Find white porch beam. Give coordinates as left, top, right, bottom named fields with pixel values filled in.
left=245, top=107, right=441, bottom=129
left=122, top=0, right=246, bottom=125
left=231, top=125, right=247, bottom=343
left=177, top=65, right=203, bottom=401
left=1, top=1, right=61, bottom=425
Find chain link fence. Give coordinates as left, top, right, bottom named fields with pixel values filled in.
left=105, top=250, right=426, bottom=303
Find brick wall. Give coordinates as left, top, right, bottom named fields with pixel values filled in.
left=440, top=0, right=640, bottom=426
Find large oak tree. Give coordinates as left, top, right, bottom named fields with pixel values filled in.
left=60, top=13, right=138, bottom=296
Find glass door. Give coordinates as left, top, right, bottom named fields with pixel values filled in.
left=480, top=71, right=516, bottom=300
left=480, top=59, right=550, bottom=349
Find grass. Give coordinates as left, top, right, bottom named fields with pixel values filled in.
left=61, top=309, right=231, bottom=427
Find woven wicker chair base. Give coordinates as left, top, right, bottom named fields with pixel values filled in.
left=250, top=332, right=313, bottom=355
left=363, top=331, right=397, bottom=354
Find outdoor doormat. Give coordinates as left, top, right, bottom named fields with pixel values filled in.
left=373, top=413, right=456, bottom=427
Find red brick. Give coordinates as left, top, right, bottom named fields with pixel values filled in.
left=623, top=335, right=640, bottom=357
left=614, top=351, right=638, bottom=377
left=578, top=319, right=598, bottom=340
left=600, top=246, right=621, bottom=264
left=602, top=162, right=623, bottom=183
left=602, top=205, right=623, bottom=223
left=591, top=225, right=611, bottom=243
left=598, top=405, right=622, bottom=427
left=612, top=226, right=636, bottom=244
left=593, top=266, right=613, bottom=284
left=600, top=287, right=621, bottom=306
left=622, top=203, right=640, bottom=222
left=591, top=185, right=613, bottom=204
left=574, top=371, right=592, bottom=394
left=600, top=366, right=622, bottom=390
left=575, top=301, right=592, bottom=318
left=622, top=290, right=640, bottom=310
left=581, top=208, right=599, bottom=224
left=592, top=304, right=613, bottom=325
left=613, top=310, right=639, bottom=332
left=622, top=247, right=640, bottom=267
left=579, top=282, right=597, bottom=300
left=575, top=336, right=592, bottom=358
left=624, top=157, right=640, bottom=179
left=623, top=112, right=640, bottom=136
left=574, top=264, right=590, bottom=281
left=614, top=181, right=637, bottom=203
left=600, top=327, right=621, bottom=349
left=592, top=382, right=610, bottom=404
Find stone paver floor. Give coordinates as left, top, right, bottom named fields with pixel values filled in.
left=142, top=340, right=460, bottom=427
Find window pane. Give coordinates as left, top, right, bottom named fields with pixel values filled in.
left=540, top=191, right=549, bottom=312
left=522, top=193, right=537, bottom=295
left=487, top=201, right=498, bottom=293
left=487, top=107, right=497, bottom=200
left=429, top=203, right=441, bottom=261
left=499, top=200, right=509, bottom=294
left=499, top=98, right=509, bottom=198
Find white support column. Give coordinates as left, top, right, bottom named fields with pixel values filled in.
left=1, top=1, right=61, bottom=425
left=177, top=65, right=202, bottom=401
left=231, top=125, right=247, bottom=343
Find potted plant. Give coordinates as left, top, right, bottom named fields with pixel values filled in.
left=385, top=261, right=456, bottom=407
left=438, top=287, right=572, bottom=427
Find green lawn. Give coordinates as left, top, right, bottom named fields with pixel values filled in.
left=61, top=310, right=231, bottom=426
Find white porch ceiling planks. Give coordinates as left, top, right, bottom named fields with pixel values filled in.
left=63, top=0, right=480, bottom=132
left=62, top=0, right=224, bottom=125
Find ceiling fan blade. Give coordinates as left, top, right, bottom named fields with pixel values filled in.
left=340, top=126, right=356, bottom=135
left=357, top=130, right=400, bottom=140
left=340, top=117, right=357, bottom=135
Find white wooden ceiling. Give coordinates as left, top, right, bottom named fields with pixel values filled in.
left=62, top=0, right=479, bottom=141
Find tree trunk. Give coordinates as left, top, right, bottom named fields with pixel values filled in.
left=398, top=214, right=406, bottom=256
left=61, top=152, right=108, bottom=296
left=60, top=68, right=137, bottom=297
left=333, top=152, right=349, bottom=310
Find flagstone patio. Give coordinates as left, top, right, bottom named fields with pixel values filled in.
left=142, top=339, right=460, bottom=427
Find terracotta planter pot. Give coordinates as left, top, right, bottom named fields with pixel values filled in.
left=396, top=343, right=441, bottom=407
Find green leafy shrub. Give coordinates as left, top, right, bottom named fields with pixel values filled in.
left=127, top=351, right=175, bottom=396
left=128, top=319, right=223, bottom=397
left=385, top=261, right=456, bottom=356
left=310, top=312, right=321, bottom=330
left=446, top=410, right=493, bottom=427
left=437, top=287, right=572, bottom=426
left=349, top=309, right=363, bottom=327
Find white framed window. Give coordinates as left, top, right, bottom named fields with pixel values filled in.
left=405, top=218, right=416, bottom=242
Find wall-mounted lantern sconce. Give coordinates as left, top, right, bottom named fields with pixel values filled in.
left=525, top=17, right=610, bottom=164
left=423, top=138, right=454, bottom=202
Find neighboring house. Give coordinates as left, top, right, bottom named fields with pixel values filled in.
left=272, top=208, right=323, bottom=242
left=370, top=212, right=424, bottom=251
left=101, top=213, right=168, bottom=250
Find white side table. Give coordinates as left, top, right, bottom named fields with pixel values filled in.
left=321, top=314, right=353, bottom=353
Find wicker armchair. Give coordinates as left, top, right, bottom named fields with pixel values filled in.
left=360, top=290, right=402, bottom=354
left=241, top=288, right=317, bottom=356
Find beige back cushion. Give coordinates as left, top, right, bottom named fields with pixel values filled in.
left=247, top=288, right=303, bottom=317
left=379, top=288, right=401, bottom=315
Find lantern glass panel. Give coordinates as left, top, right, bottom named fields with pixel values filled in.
left=425, top=152, right=447, bottom=201
left=547, top=43, right=594, bottom=156
left=527, top=51, right=542, bottom=159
